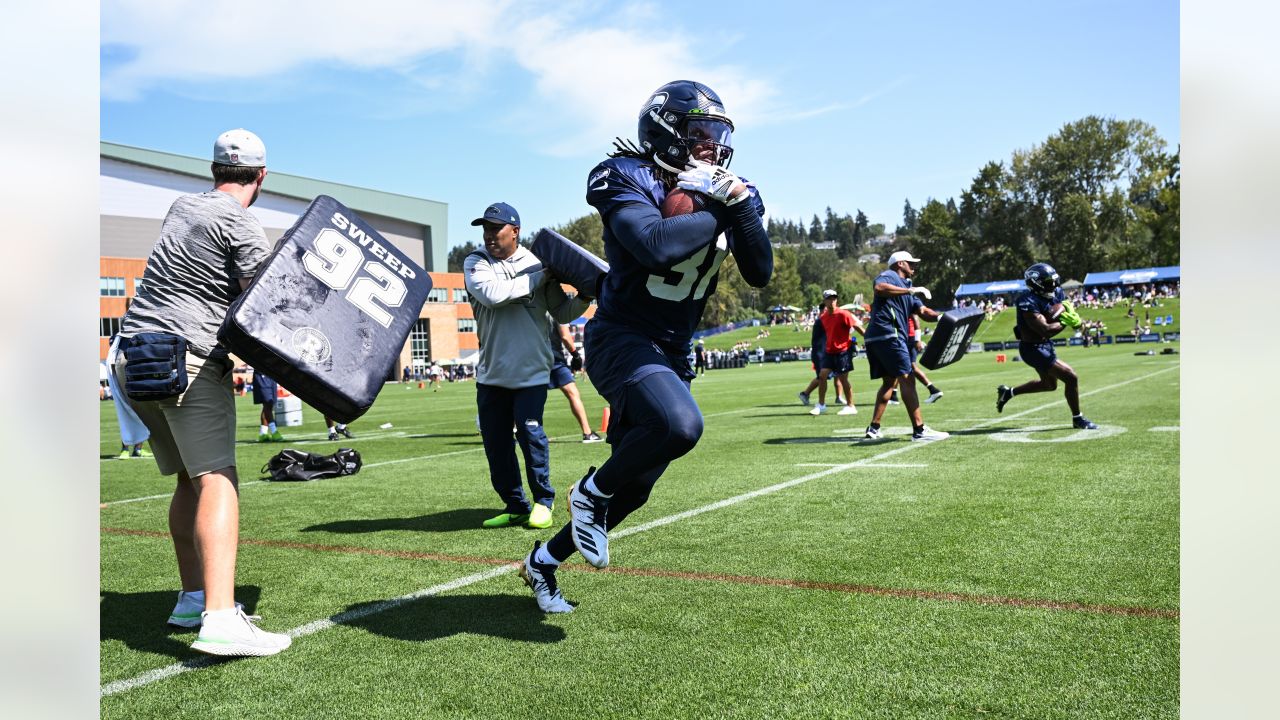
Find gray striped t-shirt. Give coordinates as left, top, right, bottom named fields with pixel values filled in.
left=121, top=191, right=271, bottom=358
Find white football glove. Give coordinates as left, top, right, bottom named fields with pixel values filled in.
left=677, top=160, right=749, bottom=205
left=909, top=286, right=932, bottom=300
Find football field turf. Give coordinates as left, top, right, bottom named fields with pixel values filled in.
left=100, top=344, right=1180, bottom=719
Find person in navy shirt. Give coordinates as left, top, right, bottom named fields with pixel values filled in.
left=996, top=263, right=1097, bottom=429
left=797, top=312, right=829, bottom=407
left=863, top=251, right=948, bottom=442
left=518, top=80, right=773, bottom=613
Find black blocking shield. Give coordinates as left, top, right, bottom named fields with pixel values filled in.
left=530, top=228, right=609, bottom=298
left=219, top=195, right=431, bottom=423
left=919, top=305, right=985, bottom=370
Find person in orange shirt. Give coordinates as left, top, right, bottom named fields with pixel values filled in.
left=809, top=289, right=865, bottom=416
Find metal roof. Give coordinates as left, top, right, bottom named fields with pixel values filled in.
left=101, top=141, right=447, bottom=228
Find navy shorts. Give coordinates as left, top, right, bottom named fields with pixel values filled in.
left=866, top=339, right=912, bottom=380
left=548, top=363, right=575, bottom=389
left=820, top=349, right=853, bottom=375
left=811, top=350, right=825, bottom=378
left=251, top=373, right=277, bottom=405
left=1019, top=341, right=1058, bottom=371
left=583, top=318, right=691, bottom=410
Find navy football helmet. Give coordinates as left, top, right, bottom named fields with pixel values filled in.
left=638, top=80, right=735, bottom=173
left=1024, top=262, right=1061, bottom=297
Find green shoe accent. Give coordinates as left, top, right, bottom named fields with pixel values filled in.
left=482, top=512, right=530, bottom=528
left=132, top=448, right=153, bottom=458
left=526, top=503, right=554, bottom=529
left=117, top=450, right=131, bottom=460
left=269, top=430, right=286, bottom=442
left=257, top=433, right=272, bottom=443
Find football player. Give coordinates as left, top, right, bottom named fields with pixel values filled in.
left=996, top=262, right=1097, bottom=429
left=519, top=80, right=773, bottom=612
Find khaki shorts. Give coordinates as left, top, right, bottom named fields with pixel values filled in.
left=112, top=343, right=237, bottom=477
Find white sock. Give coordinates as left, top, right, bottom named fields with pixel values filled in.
left=533, top=545, right=561, bottom=567
left=268, top=422, right=277, bottom=433
left=260, top=425, right=269, bottom=435
left=583, top=474, right=611, bottom=498
left=336, top=423, right=346, bottom=431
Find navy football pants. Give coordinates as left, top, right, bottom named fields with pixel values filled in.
left=545, top=370, right=703, bottom=562
left=476, top=383, right=553, bottom=514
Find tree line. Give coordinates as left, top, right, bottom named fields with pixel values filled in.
left=448, top=115, right=1179, bottom=328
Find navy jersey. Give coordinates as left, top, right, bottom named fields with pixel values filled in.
left=810, top=319, right=826, bottom=355
left=585, top=156, right=771, bottom=349
left=864, top=270, right=923, bottom=344
left=1015, top=288, right=1065, bottom=343
left=546, top=316, right=567, bottom=366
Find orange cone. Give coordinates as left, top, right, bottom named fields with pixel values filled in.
left=600, top=406, right=611, bottom=433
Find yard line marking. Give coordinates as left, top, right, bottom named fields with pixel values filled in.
left=793, top=462, right=928, bottom=468
left=101, top=526, right=1177, bottom=620
left=1148, top=426, right=1179, bottom=432
left=101, top=366, right=1177, bottom=696
left=101, top=433, right=582, bottom=507
left=99, top=564, right=517, bottom=698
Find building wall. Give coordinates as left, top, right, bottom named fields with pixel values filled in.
left=101, top=158, right=430, bottom=269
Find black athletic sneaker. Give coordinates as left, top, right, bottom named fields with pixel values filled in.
left=1072, top=416, right=1099, bottom=430
left=337, top=426, right=355, bottom=439
left=996, top=385, right=1013, bottom=413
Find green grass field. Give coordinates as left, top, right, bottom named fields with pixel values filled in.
left=701, top=298, right=1180, bottom=352
left=100, top=343, right=1179, bottom=719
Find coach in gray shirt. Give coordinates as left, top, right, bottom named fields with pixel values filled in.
left=465, top=202, right=589, bottom=530
left=116, top=129, right=291, bottom=657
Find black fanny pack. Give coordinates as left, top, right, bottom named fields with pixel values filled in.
left=121, top=333, right=189, bottom=401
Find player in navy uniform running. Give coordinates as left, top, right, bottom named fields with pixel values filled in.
left=996, top=263, right=1097, bottom=429
left=519, top=80, right=773, bottom=613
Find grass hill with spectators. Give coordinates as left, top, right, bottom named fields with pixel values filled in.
left=698, top=298, right=1180, bottom=353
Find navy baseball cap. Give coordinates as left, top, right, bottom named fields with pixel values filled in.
left=470, top=202, right=521, bottom=227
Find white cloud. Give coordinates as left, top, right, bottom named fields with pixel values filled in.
left=101, top=0, right=817, bottom=156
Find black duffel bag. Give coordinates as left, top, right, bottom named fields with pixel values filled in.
left=262, top=448, right=362, bottom=482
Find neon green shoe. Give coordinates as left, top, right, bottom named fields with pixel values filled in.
left=257, top=433, right=272, bottom=443
left=482, top=512, right=530, bottom=528
left=117, top=449, right=131, bottom=460
left=269, top=430, right=286, bottom=442
left=526, top=502, right=554, bottom=529
left=131, top=448, right=153, bottom=458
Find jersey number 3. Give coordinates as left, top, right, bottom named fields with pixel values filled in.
left=302, top=229, right=407, bottom=329
left=645, top=239, right=728, bottom=302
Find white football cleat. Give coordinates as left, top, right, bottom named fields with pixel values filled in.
left=911, top=426, right=950, bottom=442
left=809, top=404, right=826, bottom=416
left=519, top=541, right=575, bottom=614
left=837, top=404, right=858, bottom=415
left=568, top=470, right=610, bottom=568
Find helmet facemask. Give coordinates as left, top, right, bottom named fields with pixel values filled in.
left=645, top=112, right=735, bottom=173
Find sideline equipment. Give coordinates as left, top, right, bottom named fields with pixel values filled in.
left=220, top=195, right=431, bottom=423
left=918, top=306, right=984, bottom=370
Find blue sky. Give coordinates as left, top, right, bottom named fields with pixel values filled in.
left=101, top=0, right=1179, bottom=253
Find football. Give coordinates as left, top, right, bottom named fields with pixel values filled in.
left=661, top=188, right=701, bottom=218
left=1047, top=303, right=1064, bottom=321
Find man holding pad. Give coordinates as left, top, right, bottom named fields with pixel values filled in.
left=862, top=251, right=949, bottom=442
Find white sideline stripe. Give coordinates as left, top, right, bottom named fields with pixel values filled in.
left=101, top=433, right=582, bottom=506
left=1148, top=426, right=1179, bottom=432
left=101, top=365, right=1178, bottom=696
left=794, top=462, right=928, bottom=468
left=99, top=564, right=515, bottom=697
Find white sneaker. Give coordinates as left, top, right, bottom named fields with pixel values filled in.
left=797, top=392, right=810, bottom=407
left=191, top=607, right=291, bottom=657
left=888, top=397, right=901, bottom=405
left=864, top=426, right=883, bottom=439
left=568, top=469, right=610, bottom=568
left=925, top=390, right=944, bottom=404
left=167, top=590, right=245, bottom=628
left=911, top=426, right=950, bottom=442
left=838, top=404, right=858, bottom=415
left=519, top=541, right=574, bottom=614
left=809, top=404, right=826, bottom=416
